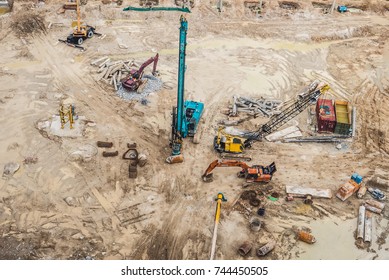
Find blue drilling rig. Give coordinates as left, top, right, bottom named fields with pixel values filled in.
left=166, top=16, right=204, bottom=164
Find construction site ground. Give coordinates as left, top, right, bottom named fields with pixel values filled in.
left=0, top=0, right=389, bottom=260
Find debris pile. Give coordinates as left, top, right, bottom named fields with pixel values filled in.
left=91, top=57, right=136, bottom=90
left=91, top=57, right=163, bottom=99
left=225, top=96, right=282, bottom=117
left=12, top=12, right=46, bottom=37
left=116, top=75, right=163, bottom=101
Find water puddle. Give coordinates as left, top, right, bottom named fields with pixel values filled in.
left=295, top=216, right=389, bottom=260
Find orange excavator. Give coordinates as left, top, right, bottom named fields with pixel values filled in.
left=202, top=159, right=276, bottom=183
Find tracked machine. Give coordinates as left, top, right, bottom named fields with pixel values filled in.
left=213, top=81, right=330, bottom=156
left=121, top=53, right=159, bottom=91
left=166, top=16, right=204, bottom=164
left=202, top=159, right=276, bottom=183
left=61, top=0, right=99, bottom=47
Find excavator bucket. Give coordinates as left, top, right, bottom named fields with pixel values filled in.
left=202, top=174, right=214, bottom=183
left=166, top=154, right=184, bottom=164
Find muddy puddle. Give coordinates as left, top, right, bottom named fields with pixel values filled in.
left=294, top=216, right=389, bottom=260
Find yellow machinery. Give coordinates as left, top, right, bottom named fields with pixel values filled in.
left=210, top=193, right=227, bottom=260
left=213, top=81, right=330, bottom=154
left=59, top=104, right=75, bottom=129
left=66, top=0, right=96, bottom=45
left=213, top=127, right=250, bottom=154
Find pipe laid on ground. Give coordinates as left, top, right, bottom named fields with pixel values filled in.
left=357, top=205, right=365, bottom=240
left=366, top=200, right=385, bottom=210
left=364, top=204, right=382, bottom=214
left=210, top=193, right=226, bottom=260
left=364, top=211, right=373, bottom=243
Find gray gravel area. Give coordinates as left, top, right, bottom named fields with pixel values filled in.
left=116, top=75, right=163, bottom=103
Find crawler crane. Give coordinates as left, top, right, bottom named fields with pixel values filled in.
left=166, top=16, right=204, bottom=164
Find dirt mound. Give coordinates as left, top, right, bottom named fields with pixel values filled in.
left=12, top=11, right=46, bottom=37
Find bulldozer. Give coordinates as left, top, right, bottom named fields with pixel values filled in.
left=202, top=159, right=276, bottom=183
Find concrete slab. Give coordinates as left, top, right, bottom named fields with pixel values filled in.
left=49, top=115, right=84, bottom=137
left=286, top=185, right=333, bottom=199
left=265, top=126, right=300, bottom=141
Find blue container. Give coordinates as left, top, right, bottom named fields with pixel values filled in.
left=351, top=173, right=363, bottom=184
left=337, top=6, right=348, bottom=13
left=257, top=208, right=266, bottom=216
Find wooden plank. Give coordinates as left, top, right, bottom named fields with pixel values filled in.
left=285, top=185, right=332, bottom=199
left=98, top=58, right=110, bottom=68
left=90, top=187, right=120, bottom=227
left=122, top=62, right=131, bottom=72
left=109, top=64, right=123, bottom=76
left=98, top=67, right=109, bottom=81
left=91, top=56, right=108, bottom=66
left=97, top=64, right=107, bottom=73
left=103, top=65, right=113, bottom=79
left=117, top=70, right=122, bottom=84
left=113, top=73, right=118, bottom=90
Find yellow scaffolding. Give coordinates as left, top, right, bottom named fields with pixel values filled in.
left=59, top=104, right=75, bottom=129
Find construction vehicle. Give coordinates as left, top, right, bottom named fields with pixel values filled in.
left=368, top=188, right=386, bottom=201
left=214, top=127, right=251, bottom=154
left=210, top=193, right=227, bottom=260
left=213, top=81, right=330, bottom=154
left=166, top=16, right=204, bottom=164
left=202, top=159, right=276, bottom=183
left=121, top=53, right=159, bottom=91
left=65, top=0, right=97, bottom=45
left=336, top=173, right=363, bottom=201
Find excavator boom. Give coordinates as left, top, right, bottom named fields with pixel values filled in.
left=202, top=159, right=261, bottom=182
left=136, top=53, right=159, bottom=77
left=122, top=53, right=159, bottom=91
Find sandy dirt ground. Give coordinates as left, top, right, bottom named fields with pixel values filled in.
left=0, top=0, right=389, bottom=260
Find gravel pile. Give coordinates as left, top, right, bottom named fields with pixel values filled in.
left=116, top=75, right=163, bottom=103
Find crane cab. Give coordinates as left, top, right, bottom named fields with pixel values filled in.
left=182, top=100, right=204, bottom=137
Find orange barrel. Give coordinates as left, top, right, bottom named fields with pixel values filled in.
left=298, top=231, right=316, bottom=244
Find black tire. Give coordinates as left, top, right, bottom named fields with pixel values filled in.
left=77, top=37, right=84, bottom=45
left=87, top=30, right=94, bottom=38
